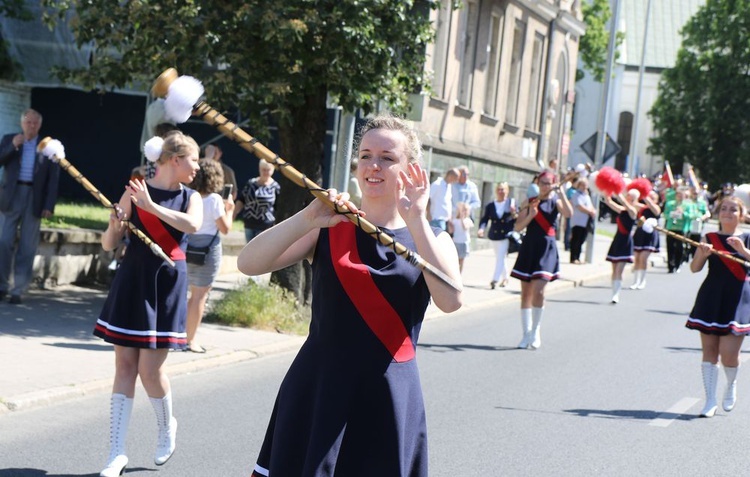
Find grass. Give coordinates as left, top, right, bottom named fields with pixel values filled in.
left=205, top=280, right=311, bottom=335
left=42, top=201, right=244, bottom=231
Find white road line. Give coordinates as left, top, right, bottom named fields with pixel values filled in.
left=648, top=397, right=701, bottom=427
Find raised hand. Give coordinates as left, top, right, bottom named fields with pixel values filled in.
left=398, top=163, right=429, bottom=223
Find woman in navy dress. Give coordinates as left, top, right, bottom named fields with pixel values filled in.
left=686, top=196, right=750, bottom=417
left=603, top=190, right=639, bottom=303
left=239, top=116, right=462, bottom=477
left=94, top=131, right=202, bottom=477
left=630, top=190, right=661, bottom=289
left=511, top=171, right=572, bottom=349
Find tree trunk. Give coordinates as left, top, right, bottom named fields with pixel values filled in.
left=269, top=87, right=328, bottom=302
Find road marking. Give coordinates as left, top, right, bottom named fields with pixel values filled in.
left=648, top=397, right=700, bottom=427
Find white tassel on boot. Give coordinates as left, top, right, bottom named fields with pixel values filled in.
left=611, top=280, right=622, bottom=303
left=100, top=393, right=132, bottom=477
left=150, top=392, right=177, bottom=465
left=517, top=308, right=533, bottom=349
left=529, top=307, right=544, bottom=349
left=700, top=362, right=719, bottom=418
left=723, top=366, right=739, bottom=412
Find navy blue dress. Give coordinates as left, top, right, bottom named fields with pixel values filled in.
left=94, top=184, right=194, bottom=349
left=251, top=222, right=433, bottom=477
left=686, top=232, right=750, bottom=335
left=633, top=206, right=660, bottom=252
left=606, top=211, right=635, bottom=263
left=511, top=198, right=560, bottom=282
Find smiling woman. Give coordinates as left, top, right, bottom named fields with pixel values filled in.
left=239, top=114, right=462, bottom=477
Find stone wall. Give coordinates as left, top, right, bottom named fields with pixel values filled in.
left=32, top=228, right=247, bottom=289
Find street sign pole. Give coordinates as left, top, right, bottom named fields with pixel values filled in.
left=585, top=0, right=622, bottom=264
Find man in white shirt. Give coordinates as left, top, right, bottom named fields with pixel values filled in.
left=428, top=168, right=458, bottom=232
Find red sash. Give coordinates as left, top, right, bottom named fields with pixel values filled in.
left=534, top=211, right=556, bottom=237
left=329, top=222, right=415, bottom=362
left=137, top=209, right=186, bottom=261
left=616, top=216, right=628, bottom=235
left=707, top=233, right=748, bottom=282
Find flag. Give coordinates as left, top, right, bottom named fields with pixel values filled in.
left=687, top=166, right=700, bottom=190
left=661, top=161, right=674, bottom=189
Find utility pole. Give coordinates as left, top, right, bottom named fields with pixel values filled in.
left=627, top=0, right=652, bottom=178
left=585, top=0, right=621, bottom=264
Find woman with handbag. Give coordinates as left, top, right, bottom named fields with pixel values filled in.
left=477, top=182, right=517, bottom=288
left=185, top=158, right=235, bottom=353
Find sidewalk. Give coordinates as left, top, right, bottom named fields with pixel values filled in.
left=0, top=225, right=629, bottom=414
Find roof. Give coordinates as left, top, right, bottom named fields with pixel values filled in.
left=619, top=0, right=706, bottom=68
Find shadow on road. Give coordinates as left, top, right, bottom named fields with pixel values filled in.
left=418, top=342, right=514, bottom=353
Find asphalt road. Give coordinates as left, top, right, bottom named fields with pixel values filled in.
left=1, top=263, right=749, bottom=476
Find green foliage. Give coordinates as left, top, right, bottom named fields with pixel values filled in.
left=41, top=0, right=439, bottom=133
left=0, top=0, right=32, bottom=81
left=205, top=280, right=310, bottom=335
left=0, top=0, right=32, bottom=20
left=578, top=0, right=622, bottom=82
left=648, top=0, right=750, bottom=188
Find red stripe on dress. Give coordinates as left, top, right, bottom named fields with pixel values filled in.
left=707, top=233, right=748, bottom=282
left=616, top=216, right=628, bottom=235
left=534, top=212, right=556, bottom=236
left=136, top=208, right=186, bottom=261
left=329, top=222, right=415, bottom=362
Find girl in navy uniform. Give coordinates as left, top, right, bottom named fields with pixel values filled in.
left=630, top=190, right=661, bottom=289
left=603, top=190, right=639, bottom=303
left=94, top=131, right=202, bottom=476
left=239, top=115, right=462, bottom=477
left=686, top=196, right=750, bottom=417
left=511, top=171, right=573, bottom=349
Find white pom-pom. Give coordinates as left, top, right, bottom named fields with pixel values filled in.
left=144, top=136, right=164, bottom=163
left=41, top=139, right=65, bottom=160
left=164, top=75, right=204, bottom=123
left=642, top=217, right=658, bottom=234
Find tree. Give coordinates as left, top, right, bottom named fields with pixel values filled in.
left=42, top=0, right=440, bottom=301
left=648, top=0, right=750, bottom=187
left=0, top=0, right=32, bottom=81
left=577, top=0, right=621, bottom=82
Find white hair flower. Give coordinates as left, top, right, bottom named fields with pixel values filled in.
left=144, top=136, right=165, bottom=163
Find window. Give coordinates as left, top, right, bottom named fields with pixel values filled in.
left=525, top=33, right=545, bottom=130
left=457, top=0, right=480, bottom=108
left=431, top=0, right=453, bottom=99
left=505, top=20, right=525, bottom=124
left=483, top=11, right=505, bottom=116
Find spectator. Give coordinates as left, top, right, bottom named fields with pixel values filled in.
left=452, top=165, right=481, bottom=217
left=204, top=144, right=238, bottom=201
left=185, top=159, right=235, bottom=354
left=569, top=178, right=596, bottom=264
left=235, top=160, right=281, bottom=242
left=477, top=182, right=516, bottom=288
left=663, top=188, right=697, bottom=273
left=0, top=109, right=60, bottom=304
left=428, top=168, right=458, bottom=232
left=448, top=201, right=473, bottom=273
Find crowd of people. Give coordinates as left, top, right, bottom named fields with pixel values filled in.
left=5, top=103, right=750, bottom=475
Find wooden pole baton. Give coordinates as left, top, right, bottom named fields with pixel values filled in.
left=152, top=69, right=461, bottom=291
left=637, top=217, right=750, bottom=267
left=37, top=137, right=176, bottom=268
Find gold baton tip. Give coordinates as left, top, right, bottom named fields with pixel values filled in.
left=151, top=68, right=179, bottom=98
left=37, top=136, right=53, bottom=153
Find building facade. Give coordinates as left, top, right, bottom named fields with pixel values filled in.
left=419, top=0, right=585, bottom=204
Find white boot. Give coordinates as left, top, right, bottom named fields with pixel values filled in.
left=700, top=362, right=719, bottom=417
left=150, top=392, right=177, bottom=465
left=629, top=270, right=643, bottom=289
left=636, top=269, right=648, bottom=289
left=529, top=307, right=544, bottom=349
left=517, top=308, right=533, bottom=349
left=723, top=366, right=739, bottom=412
left=100, top=393, right=132, bottom=477
left=611, top=280, right=622, bottom=303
